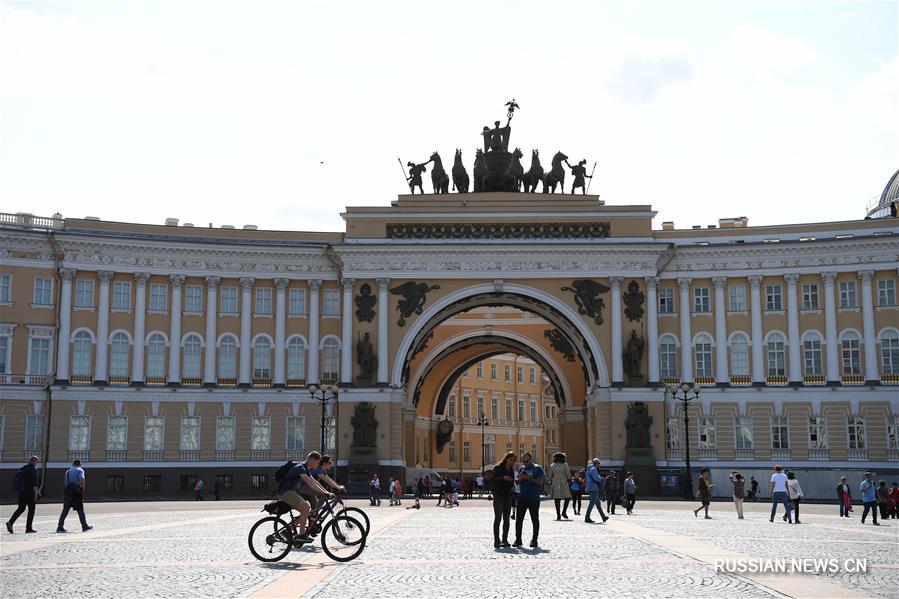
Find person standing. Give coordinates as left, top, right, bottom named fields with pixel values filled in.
left=876, top=480, right=889, bottom=521
left=603, top=470, right=619, bottom=515
left=693, top=468, right=712, bottom=519
left=570, top=470, right=585, bottom=516
left=490, top=451, right=516, bottom=547
left=194, top=478, right=204, bottom=500
left=860, top=472, right=880, bottom=525
left=769, top=464, right=792, bottom=523
left=887, top=482, right=899, bottom=519
left=749, top=477, right=759, bottom=502
left=548, top=452, right=572, bottom=520
left=623, top=472, right=637, bottom=515
left=213, top=479, right=221, bottom=501
left=837, top=477, right=852, bottom=517
left=785, top=472, right=804, bottom=524
left=6, top=455, right=40, bottom=534
left=584, top=458, right=608, bottom=524
left=476, top=473, right=485, bottom=497
left=729, top=471, right=745, bottom=519
left=369, top=473, right=381, bottom=506
left=57, top=460, right=92, bottom=533
left=513, top=452, right=545, bottom=548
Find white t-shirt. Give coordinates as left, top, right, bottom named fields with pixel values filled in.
left=476, top=476, right=484, bottom=487
left=771, top=472, right=788, bottom=493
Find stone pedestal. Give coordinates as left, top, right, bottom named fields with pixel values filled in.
left=483, top=151, right=518, bottom=192
left=628, top=374, right=645, bottom=387
left=624, top=447, right=659, bottom=496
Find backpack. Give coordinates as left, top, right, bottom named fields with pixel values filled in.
left=274, top=461, right=296, bottom=483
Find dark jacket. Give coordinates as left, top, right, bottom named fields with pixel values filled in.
left=491, top=464, right=515, bottom=497
left=837, top=483, right=851, bottom=500
left=15, top=463, right=39, bottom=495
left=603, top=475, right=618, bottom=497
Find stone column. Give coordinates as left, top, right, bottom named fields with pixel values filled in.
left=785, top=274, right=802, bottom=384
left=340, top=278, right=355, bottom=385
left=644, top=277, right=659, bottom=384
left=609, top=277, right=624, bottom=384
left=55, top=268, right=76, bottom=382
left=239, top=277, right=254, bottom=385
left=377, top=278, right=390, bottom=384
left=274, top=278, right=288, bottom=386
left=131, top=273, right=149, bottom=382
left=859, top=270, right=879, bottom=384
left=203, top=276, right=219, bottom=385
left=308, top=280, right=322, bottom=385
left=678, top=278, right=693, bottom=383
left=167, top=275, right=185, bottom=383
left=712, top=277, right=729, bottom=384
left=821, top=272, right=839, bottom=383
left=748, top=275, right=765, bottom=384
left=94, top=270, right=113, bottom=383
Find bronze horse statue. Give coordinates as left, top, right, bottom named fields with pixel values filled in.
left=452, top=149, right=469, bottom=193
left=522, top=149, right=544, bottom=193
left=542, top=150, right=568, bottom=193
left=473, top=148, right=489, bottom=193
left=504, top=147, right=524, bottom=191
left=430, top=151, right=450, bottom=194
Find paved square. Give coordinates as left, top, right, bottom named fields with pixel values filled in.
left=2, top=499, right=896, bottom=598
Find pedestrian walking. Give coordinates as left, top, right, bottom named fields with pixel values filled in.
left=548, top=452, right=572, bottom=520
left=513, top=452, right=544, bottom=548
left=476, top=473, right=485, bottom=497
left=860, top=472, right=880, bottom=525
left=888, top=482, right=899, bottom=519
left=748, top=476, right=759, bottom=502
left=57, top=460, right=92, bottom=533
left=369, top=473, right=381, bottom=506
left=194, top=478, right=204, bottom=500
left=584, top=458, right=608, bottom=524
left=603, top=470, right=619, bottom=515
left=729, top=471, right=745, bottom=519
left=6, top=455, right=40, bottom=534
left=570, top=470, right=585, bottom=515
left=876, top=480, right=889, bottom=521
left=693, top=468, right=712, bottom=519
left=490, top=451, right=516, bottom=547
left=837, top=477, right=852, bottom=517
left=785, top=472, right=804, bottom=524
left=213, top=479, right=221, bottom=501
left=424, top=476, right=432, bottom=498
left=623, top=472, right=637, bottom=515
left=769, top=464, right=792, bottom=523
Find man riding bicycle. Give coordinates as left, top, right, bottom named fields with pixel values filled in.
left=276, top=451, right=334, bottom=543
left=302, top=454, right=346, bottom=516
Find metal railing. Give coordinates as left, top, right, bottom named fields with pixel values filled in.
left=105, top=450, right=127, bottom=462
left=888, top=449, right=899, bottom=461
left=180, top=450, right=201, bottom=461
left=808, top=448, right=830, bottom=460
left=771, top=448, right=791, bottom=460
left=666, top=448, right=684, bottom=460
left=847, top=449, right=868, bottom=461
left=250, top=450, right=271, bottom=461
left=698, top=448, right=718, bottom=461
left=729, top=375, right=752, bottom=386
left=215, top=450, right=235, bottom=461
left=144, top=450, right=165, bottom=461
left=734, top=448, right=754, bottom=460
left=68, top=450, right=90, bottom=461
left=285, top=449, right=306, bottom=460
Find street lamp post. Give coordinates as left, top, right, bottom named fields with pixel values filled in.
left=668, top=382, right=701, bottom=500
left=308, top=384, right=339, bottom=454
left=477, top=412, right=490, bottom=475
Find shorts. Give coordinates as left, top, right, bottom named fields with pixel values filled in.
left=277, top=490, right=310, bottom=513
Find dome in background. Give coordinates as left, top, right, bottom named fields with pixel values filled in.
left=867, top=168, right=899, bottom=218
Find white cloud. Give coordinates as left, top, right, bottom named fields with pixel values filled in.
left=728, top=23, right=816, bottom=75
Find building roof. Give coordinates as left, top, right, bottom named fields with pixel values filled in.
left=870, top=168, right=899, bottom=217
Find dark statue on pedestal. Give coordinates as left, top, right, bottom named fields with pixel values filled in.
left=623, top=330, right=645, bottom=387
left=522, top=150, right=544, bottom=193
left=406, top=161, right=427, bottom=194
left=624, top=280, right=645, bottom=322
left=452, top=149, right=469, bottom=193
left=566, top=159, right=593, bottom=195
left=624, top=401, right=658, bottom=495
left=356, top=332, right=377, bottom=382
left=625, top=402, right=653, bottom=448
left=429, top=151, right=450, bottom=194
left=351, top=402, right=378, bottom=457
left=542, top=151, right=568, bottom=193
left=354, top=283, right=376, bottom=322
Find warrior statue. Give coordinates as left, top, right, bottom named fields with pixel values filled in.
left=356, top=332, right=376, bottom=380
left=406, top=160, right=429, bottom=195
left=482, top=118, right=512, bottom=153
left=623, top=330, right=644, bottom=378
left=565, top=159, right=593, bottom=195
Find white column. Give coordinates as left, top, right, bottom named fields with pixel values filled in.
left=644, top=277, right=659, bottom=384
left=859, top=270, right=879, bottom=383
left=784, top=274, right=802, bottom=384
left=131, top=273, right=149, bottom=382
left=94, top=270, right=113, bottom=382
left=712, top=277, right=729, bottom=384
left=748, top=275, right=765, bottom=384
left=274, top=278, right=288, bottom=386
left=377, top=278, right=390, bottom=384
left=678, top=278, right=693, bottom=383
left=203, top=276, right=219, bottom=385
left=340, top=278, right=355, bottom=385
left=166, top=275, right=184, bottom=383
left=821, top=272, right=839, bottom=383
left=610, top=277, right=624, bottom=384
left=308, top=280, right=322, bottom=385
left=239, top=277, right=254, bottom=385
left=55, top=268, right=75, bottom=382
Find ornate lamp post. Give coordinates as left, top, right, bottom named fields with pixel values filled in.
left=477, top=412, right=490, bottom=475
left=668, top=382, right=701, bottom=500
left=308, top=384, right=339, bottom=453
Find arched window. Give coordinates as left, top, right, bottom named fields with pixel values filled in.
left=801, top=332, right=823, bottom=377
left=287, top=336, right=307, bottom=382
left=218, top=335, right=237, bottom=380
left=659, top=335, right=677, bottom=380
left=766, top=332, right=786, bottom=377
left=182, top=334, right=202, bottom=379
left=729, top=333, right=750, bottom=377
left=880, top=330, right=899, bottom=376
left=109, top=332, right=130, bottom=379
left=71, top=330, right=93, bottom=378
left=840, top=331, right=861, bottom=376
left=321, top=337, right=340, bottom=384
left=146, top=333, right=167, bottom=380
left=253, top=336, right=272, bottom=380
left=693, top=334, right=713, bottom=378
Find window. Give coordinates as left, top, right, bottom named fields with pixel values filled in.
left=323, top=288, right=340, bottom=316
left=801, top=283, right=819, bottom=310
left=255, top=287, right=272, bottom=314
left=666, top=418, right=680, bottom=449
left=694, top=336, right=713, bottom=378
left=287, top=337, right=306, bottom=381
left=808, top=416, right=828, bottom=449
left=216, top=474, right=233, bottom=491
left=659, top=338, right=677, bottom=379
left=476, top=363, right=483, bottom=378
left=878, top=279, right=897, bottom=306
left=220, top=286, right=238, bottom=313
left=105, top=475, right=125, bottom=493
left=463, top=441, right=471, bottom=463
left=0, top=335, right=7, bottom=374
left=143, top=475, right=162, bottom=493
left=252, top=417, right=271, bottom=450
left=517, top=399, right=525, bottom=421
left=29, top=337, right=51, bottom=375
left=144, top=416, right=164, bottom=451
left=180, top=416, right=200, bottom=450
left=529, top=367, right=536, bottom=384
left=0, top=274, right=10, bottom=302
left=146, top=334, right=167, bottom=380
left=107, top=416, right=127, bottom=451
left=218, top=336, right=237, bottom=379
left=447, top=395, right=456, bottom=418
left=109, top=332, right=130, bottom=378
left=251, top=474, right=269, bottom=491
left=216, top=416, right=236, bottom=451
left=491, top=394, right=499, bottom=420
left=289, top=288, right=306, bottom=315
left=517, top=366, right=524, bottom=383
left=658, top=287, right=675, bottom=314
left=25, top=415, right=43, bottom=450
left=504, top=365, right=512, bottom=381
left=184, top=285, right=202, bottom=313
left=887, top=417, right=899, bottom=450
left=321, top=338, right=340, bottom=383
left=74, top=279, right=94, bottom=308
left=735, top=416, right=753, bottom=449
left=286, top=416, right=304, bottom=450
left=841, top=332, right=861, bottom=376
left=69, top=416, right=90, bottom=451
left=802, top=334, right=823, bottom=376
left=728, top=285, right=746, bottom=311
left=490, top=363, right=497, bottom=380
left=182, top=335, right=202, bottom=379
left=881, top=331, right=899, bottom=375
left=729, top=334, right=750, bottom=377
left=770, top=417, right=789, bottom=449
left=839, top=281, right=857, bottom=308
left=33, top=277, right=52, bottom=305
left=505, top=398, right=512, bottom=421
left=448, top=442, right=456, bottom=463
left=699, top=417, right=716, bottom=448
left=180, top=475, right=199, bottom=492
left=112, top=281, right=131, bottom=309
left=847, top=417, right=865, bottom=450
left=693, top=287, right=710, bottom=313
left=149, top=284, right=168, bottom=312
left=530, top=399, right=537, bottom=421
left=71, top=330, right=93, bottom=377
left=766, top=333, right=786, bottom=377
left=253, top=337, right=272, bottom=379
left=476, top=392, right=484, bottom=418
left=765, top=284, right=782, bottom=311
left=462, top=393, right=471, bottom=419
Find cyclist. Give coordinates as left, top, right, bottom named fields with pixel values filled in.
left=300, top=454, right=346, bottom=527
left=276, top=451, right=333, bottom=542
left=316, top=455, right=346, bottom=493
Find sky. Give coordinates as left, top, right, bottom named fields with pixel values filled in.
left=1, top=0, right=896, bottom=232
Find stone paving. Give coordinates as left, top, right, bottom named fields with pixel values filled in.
left=0, top=499, right=896, bottom=598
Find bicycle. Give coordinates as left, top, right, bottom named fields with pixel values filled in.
left=248, top=494, right=367, bottom=563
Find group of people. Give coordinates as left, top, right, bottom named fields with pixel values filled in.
left=275, top=452, right=345, bottom=542
left=837, top=474, right=898, bottom=524
left=6, top=456, right=93, bottom=534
